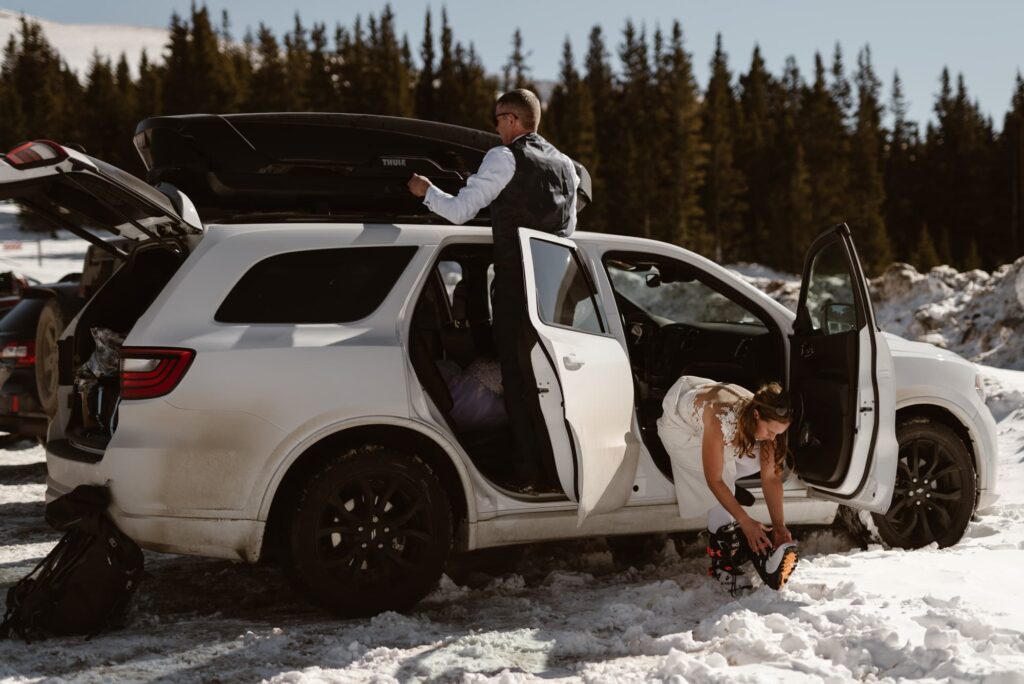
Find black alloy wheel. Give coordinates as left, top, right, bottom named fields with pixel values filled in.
left=286, top=448, right=452, bottom=617
left=872, top=420, right=976, bottom=549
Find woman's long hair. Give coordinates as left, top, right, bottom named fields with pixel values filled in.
left=733, top=382, right=792, bottom=474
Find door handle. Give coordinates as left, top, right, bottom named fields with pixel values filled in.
left=800, top=343, right=815, bottom=358
left=562, top=354, right=585, bottom=371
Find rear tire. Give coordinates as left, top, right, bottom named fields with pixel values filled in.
left=35, top=299, right=65, bottom=420
left=872, top=420, right=976, bottom=549
left=285, top=447, right=452, bottom=617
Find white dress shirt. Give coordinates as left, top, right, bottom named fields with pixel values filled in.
left=423, top=136, right=579, bottom=236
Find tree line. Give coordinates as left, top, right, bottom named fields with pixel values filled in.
left=2, top=6, right=1023, bottom=275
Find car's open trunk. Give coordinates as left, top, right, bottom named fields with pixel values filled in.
left=56, top=243, right=190, bottom=455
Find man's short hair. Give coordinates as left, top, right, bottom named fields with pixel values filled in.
left=496, top=89, right=541, bottom=130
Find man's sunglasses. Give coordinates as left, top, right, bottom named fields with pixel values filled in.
left=493, top=112, right=516, bottom=126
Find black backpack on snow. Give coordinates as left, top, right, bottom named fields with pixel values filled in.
left=0, top=485, right=144, bottom=641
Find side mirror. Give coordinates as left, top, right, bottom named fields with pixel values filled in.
left=822, top=302, right=857, bottom=334
left=645, top=272, right=661, bottom=288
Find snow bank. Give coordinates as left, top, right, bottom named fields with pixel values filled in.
left=733, top=259, right=1024, bottom=371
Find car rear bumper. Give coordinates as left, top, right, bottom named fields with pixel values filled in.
left=46, top=476, right=265, bottom=562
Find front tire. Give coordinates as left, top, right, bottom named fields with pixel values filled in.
left=872, top=420, right=977, bottom=549
left=285, top=448, right=452, bottom=617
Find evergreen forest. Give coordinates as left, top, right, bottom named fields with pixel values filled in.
left=2, top=6, right=1023, bottom=275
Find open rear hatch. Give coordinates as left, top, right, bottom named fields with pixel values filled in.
left=133, top=113, right=591, bottom=222
left=0, top=140, right=203, bottom=260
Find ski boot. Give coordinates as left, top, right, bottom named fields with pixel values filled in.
left=707, top=523, right=753, bottom=596
left=750, top=540, right=799, bottom=590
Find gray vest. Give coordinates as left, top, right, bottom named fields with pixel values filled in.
left=490, top=133, right=575, bottom=267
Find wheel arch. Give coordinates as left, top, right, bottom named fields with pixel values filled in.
left=259, top=420, right=472, bottom=560
left=895, top=402, right=977, bottom=475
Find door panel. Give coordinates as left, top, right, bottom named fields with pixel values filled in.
left=519, top=229, right=639, bottom=524
left=791, top=224, right=898, bottom=513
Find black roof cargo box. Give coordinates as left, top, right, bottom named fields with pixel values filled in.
left=133, top=113, right=591, bottom=223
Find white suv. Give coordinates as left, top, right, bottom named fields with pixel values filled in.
left=0, top=115, right=998, bottom=617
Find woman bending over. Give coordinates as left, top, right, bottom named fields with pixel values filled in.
left=658, top=376, right=799, bottom=593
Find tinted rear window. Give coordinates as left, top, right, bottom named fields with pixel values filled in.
left=215, top=246, right=417, bottom=324
left=0, top=297, right=45, bottom=333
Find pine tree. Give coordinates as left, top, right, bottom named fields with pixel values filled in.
left=1002, top=73, right=1024, bottom=258
left=247, top=24, right=289, bottom=111
left=649, top=22, right=703, bottom=248
left=501, top=29, right=536, bottom=92
left=615, top=21, right=655, bottom=239
left=453, top=43, right=496, bottom=130
left=135, top=51, right=162, bottom=121
left=910, top=224, right=941, bottom=270
left=284, top=14, right=310, bottom=110
left=414, top=9, right=436, bottom=120
left=800, top=53, right=850, bottom=247
left=307, top=22, right=335, bottom=111
left=161, top=13, right=192, bottom=115
left=847, top=46, right=891, bottom=275
left=925, top=69, right=998, bottom=268
left=581, top=26, right=615, bottom=232
left=433, top=9, right=459, bottom=124
left=7, top=17, right=76, bottom=140
left=189, top=5, right=236, bottom=112
left=81, top=52, right=122, bottom=163
left=735, top=45, right=778, bottom=262
left=770, top=57, right=814, bottom=272
left=884, top=71, right=921, bottom=262
left=113, top=53, right=140, bottom=171
left=699, top=34, right=745, bottom=261
left=365, top=6, right=412, bottom=116
left=0, top=36, right=27, bottom=147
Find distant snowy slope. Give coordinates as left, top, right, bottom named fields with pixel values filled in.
left=0, top=8, right=167, bottom=77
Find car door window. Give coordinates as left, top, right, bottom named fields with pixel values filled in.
left=805, top=241, right=858, bottom=334
left=529, top=238, right=605, bottom=334
left=606, top=263, right=766, bottom=328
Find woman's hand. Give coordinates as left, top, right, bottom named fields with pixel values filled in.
left=771, top=524, right=793, bottom=547
left=739, top=516, right=772, bottom=555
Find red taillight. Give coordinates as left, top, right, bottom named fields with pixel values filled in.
left=4, top=140, right=68, bottom=169
left=1, top=340, right=36, bottom=367
left=120, top=347, right=195, bottom=400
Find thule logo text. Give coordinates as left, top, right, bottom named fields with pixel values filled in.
left=382, top=158, right=406, bottom=167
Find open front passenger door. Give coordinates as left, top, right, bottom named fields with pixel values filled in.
left=518, top=229, right=639, bottom=524
left=790, top=224, right=898, bottom=513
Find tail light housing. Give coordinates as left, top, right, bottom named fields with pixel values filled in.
left=3, top=140, right=68, bottom=169
left=121, top=347, right=195, bottom=400
left=1, top=340, right=36, bottom=367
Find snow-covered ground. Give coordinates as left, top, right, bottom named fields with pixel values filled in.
left=0, top=206, right=1023, bottom=681
left=0, top=8, right=167, bottom=78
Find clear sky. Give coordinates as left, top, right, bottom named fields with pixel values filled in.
left=12, top=0, right=1024, bottom=129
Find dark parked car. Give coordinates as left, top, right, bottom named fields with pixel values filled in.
left=0, top=270, right=35, bottom=321
left=0, top=278, right=83, bottom=438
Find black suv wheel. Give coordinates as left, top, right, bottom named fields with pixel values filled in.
left=285, top=448, right=452, bottom=617
left=872, top=420, right=977, bottom=549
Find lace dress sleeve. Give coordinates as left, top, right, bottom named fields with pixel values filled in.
left=715, top=403, right=740, bottom=446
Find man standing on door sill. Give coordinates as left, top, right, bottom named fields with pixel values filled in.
left=408, top=88, right=580, bottom=488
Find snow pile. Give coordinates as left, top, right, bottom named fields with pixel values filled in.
left=0, top=8, right=167, bottom=77
left=734, top=259, right=1024, bottom=370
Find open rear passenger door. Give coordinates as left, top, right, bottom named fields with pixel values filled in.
left=790, top=223, right=899, bottom=513
left=519, top=229, right=640, bottom=524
